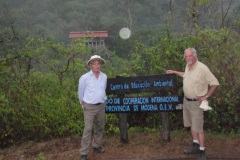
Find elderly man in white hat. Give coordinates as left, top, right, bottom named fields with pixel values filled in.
left=78, top=55, right=107, bottom=160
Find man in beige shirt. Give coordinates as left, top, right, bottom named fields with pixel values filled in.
left=166, top=48, right=219, bottom=160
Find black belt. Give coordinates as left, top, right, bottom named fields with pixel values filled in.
left=93, top=103, right=102, bottom=105
left=185, top=97, right=197, bottom=101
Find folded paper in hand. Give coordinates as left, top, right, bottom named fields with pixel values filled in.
left=199, top=100, right=212, bottom=111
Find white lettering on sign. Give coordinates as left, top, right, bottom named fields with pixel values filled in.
left=110, top=84, right=124, bottom=90
left=131, top=81, right=150, bottom=89
left=151, top=96, right=179, bottom=103
left=106, top=105, right=130, bottom=112
left=141, top=104, right=158, bottom=111
left=123, top=97, right=149, bottom=105
left=154, top=80, right=173, bottom=87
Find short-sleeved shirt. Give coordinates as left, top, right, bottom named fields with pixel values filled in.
left=183, top=60, right=219, bottom=98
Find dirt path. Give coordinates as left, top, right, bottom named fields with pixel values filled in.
left=1, top=131, right=240, bottom=160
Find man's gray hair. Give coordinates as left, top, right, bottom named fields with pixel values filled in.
left=184, top=48, right=198, bottom=58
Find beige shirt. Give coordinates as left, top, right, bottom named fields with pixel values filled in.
left=183, top=61, right=219, bottom=98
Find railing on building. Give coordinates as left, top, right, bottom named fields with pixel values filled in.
left=69, top=31, right=108, bottom=49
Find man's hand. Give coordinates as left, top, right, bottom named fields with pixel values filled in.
left=166, top=70, right=185, bottom=77
left=80, top=100, right=85, bottom=109
left=198, top=95, right=208, bottom=101
left=166, top=70, right=175, bottom=74
left=80, top=100, right=85, bottom=105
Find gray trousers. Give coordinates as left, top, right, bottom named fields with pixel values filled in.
left=80, top=103, right=106, bottom=155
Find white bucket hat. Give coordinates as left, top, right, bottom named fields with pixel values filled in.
left=87, top=55, right=106, bottom=67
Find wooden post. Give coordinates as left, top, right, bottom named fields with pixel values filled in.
left=118, top=113, right=129, bottom=143
left=161, top=112, right=170, bottom=141
left=117, top=93, right=129, bottom=143
left=158, top=90, right=170, bottom=142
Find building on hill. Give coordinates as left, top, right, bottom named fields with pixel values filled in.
left=69, top=31, right=108, bottom=49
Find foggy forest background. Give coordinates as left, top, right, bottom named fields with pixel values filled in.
left=1, top=0, right=240, bottom=148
